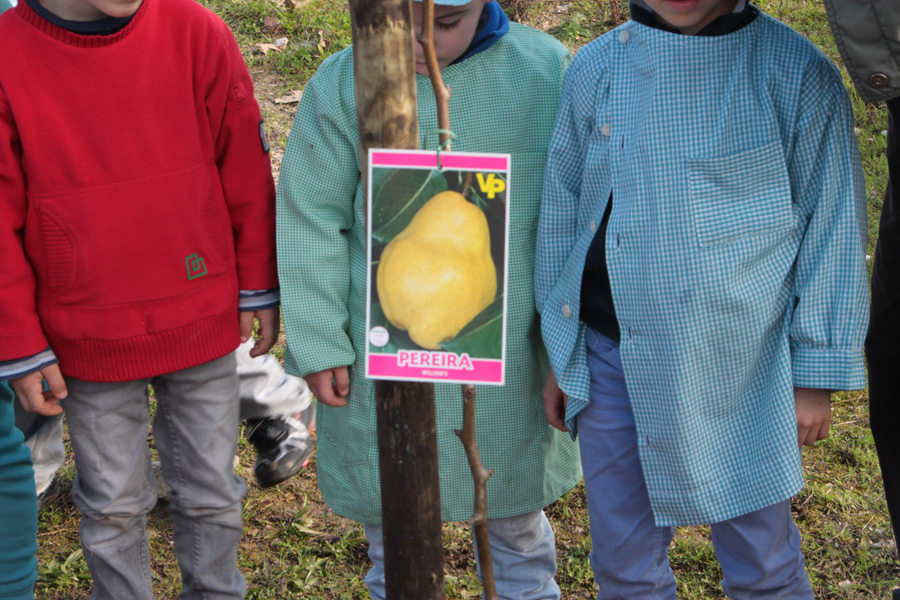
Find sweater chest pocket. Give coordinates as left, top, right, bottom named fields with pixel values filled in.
left=36, top=165, right=231, bottom=304
left=687, top=141, right=794, bottom=247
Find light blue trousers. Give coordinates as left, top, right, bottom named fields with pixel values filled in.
left=64, top=354, right=246, bottom=600
left=364, top=509, right=560, bottom=600
left=580, top=328, right=814, bottom=599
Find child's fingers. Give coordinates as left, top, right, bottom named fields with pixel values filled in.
left=543, top=390, right=567, bottom=432
left=318, top=388, right=346, bottom=407
left=238, top=311, right=254, bottom=343
left=34, top=394, right=64, bottom=417
left=798, top=421, right=825, bottom=447
left=43, top=364, right=67, bottom=401
left=308, top=370, right=347, bottom=407
left=257, top=324, right=277, bottom=352
left=333, top=367, right=350, bottom=398
left=17, top=386, right=45, bottom=413
left=546, top=406, right=568, bottom=432
left=541, top=369, right=568, bottom=432
left=794, top=387, right=830, bottom=447
left=11, top=372, right=50, bottom=414
left=798, top=425, right=812, bottom=447
left=250, top=308, right=279, bottom=357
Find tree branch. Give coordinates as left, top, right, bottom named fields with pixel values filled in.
left=418, top=0, right=452, bottom=150
left=455, top=384, right=498, bottom=600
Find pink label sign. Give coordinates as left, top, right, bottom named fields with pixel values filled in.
left=368, top=353, right=504, bottom=385
left=365, top=149, right=510, bottom=386
left=371, top=151, right=509, bottom=172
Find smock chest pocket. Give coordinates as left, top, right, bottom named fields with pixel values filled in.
left=688, top=141, right=794, bottom=247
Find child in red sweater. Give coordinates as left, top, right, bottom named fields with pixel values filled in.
left=0, top=0, right=278, bottom=596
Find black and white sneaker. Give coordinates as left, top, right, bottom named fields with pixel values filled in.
left=36, top=476, right=60, bottom=511
left=247, top=405, right=315, bottom=488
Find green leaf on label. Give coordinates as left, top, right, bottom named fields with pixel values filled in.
left=372, top=169, right=448, bottom=244
left=440, top=294, right=503, bottom=359
left=368, top=302, right=418, bottom=354
left=370, top=166, right=393, bottom=201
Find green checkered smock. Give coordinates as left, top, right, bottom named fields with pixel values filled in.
left=277, top=23, right=581, bottom=524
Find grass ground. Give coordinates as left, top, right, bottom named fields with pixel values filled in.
left=33, top=0, right=894, bottom=598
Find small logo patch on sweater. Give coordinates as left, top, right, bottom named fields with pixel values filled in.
left=259, top=120, right=270, bottom=154
left=185, top=254, right=208, bottom=279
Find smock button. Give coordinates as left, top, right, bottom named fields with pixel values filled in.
left=619, top=30, right=630, bottom=44
left=600, top=123, right=612, bottom=137
left=561, top=304, right=573, bottom=318
left=869, top=73, right=889, bottom=89
left=590, top=221, right=598, bottom=233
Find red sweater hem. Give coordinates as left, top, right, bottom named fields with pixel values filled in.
left=50, top=306, right=240, bottom=382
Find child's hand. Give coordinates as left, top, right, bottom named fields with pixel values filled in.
left=794, top=387, right=831, bottom=446
left=11, top=364, right=66, bottom=416
left=542, top=368, right=568, bottom=432
left=307, top=367, right=350, bottom=407
left=239, top=307, right=280, bottom=358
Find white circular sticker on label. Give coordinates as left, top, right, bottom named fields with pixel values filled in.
left=369, top=326, right=390, bottom=348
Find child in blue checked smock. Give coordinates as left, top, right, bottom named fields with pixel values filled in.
left=277, top=0, right=581, bottom=598
left=534, top=0, right=869, bottom=597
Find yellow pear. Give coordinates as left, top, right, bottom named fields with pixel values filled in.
left=377, top=190, right=497, bottom=350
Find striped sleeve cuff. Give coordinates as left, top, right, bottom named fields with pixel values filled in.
left=239, top=288, right=280, bottom=311
left=791, top=346, right=867, bottom=391
left=0, top=348, right=59, bottom=381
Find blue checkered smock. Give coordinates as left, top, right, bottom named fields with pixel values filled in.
left=534, top=13, right=869, bottom=527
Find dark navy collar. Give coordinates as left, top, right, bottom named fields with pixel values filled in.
left=453, top=1, right=509, bottom=65
left=629, top=1, right=758, bottom=36
left=24, top=0, right=134, bottom=34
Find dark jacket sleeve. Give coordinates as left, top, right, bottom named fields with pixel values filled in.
left=823, top=0, right=900, bottom=103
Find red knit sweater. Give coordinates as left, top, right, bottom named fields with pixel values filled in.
left=0, top=0, right=278, bottom=381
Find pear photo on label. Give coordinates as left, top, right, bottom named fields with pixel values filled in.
left=377, top=190, right=497, bottom=350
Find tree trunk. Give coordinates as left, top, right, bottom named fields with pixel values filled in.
left=350, top=0, right=420, bottom=192
left=375, top=380, right=444, bottom=600
left=349, top=2, right=445, bottom=598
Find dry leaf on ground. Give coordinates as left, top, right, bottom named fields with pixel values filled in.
left=262, top=16, right=282, bottom=33
left=274, top=89, right=304, bottom=104
left=253, top=43, right=283, bottom=55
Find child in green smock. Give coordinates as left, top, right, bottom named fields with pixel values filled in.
left=276, top=0, right=581, bottom=597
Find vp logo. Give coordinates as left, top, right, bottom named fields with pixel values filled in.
left=185, top=254, right=208, bottom=280
left=476, top=173, right=506, bottom=200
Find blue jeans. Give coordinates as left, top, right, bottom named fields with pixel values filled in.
left=64, top=354, right=246, bottom=600
left=580, top=328, right=814, bottom=599
left=364, top=509, right=560, bottom=600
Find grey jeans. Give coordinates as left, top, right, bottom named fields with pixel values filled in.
left=14, top=340, right=309, bottom=498
left=63, top=353, right=246, bottom=600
